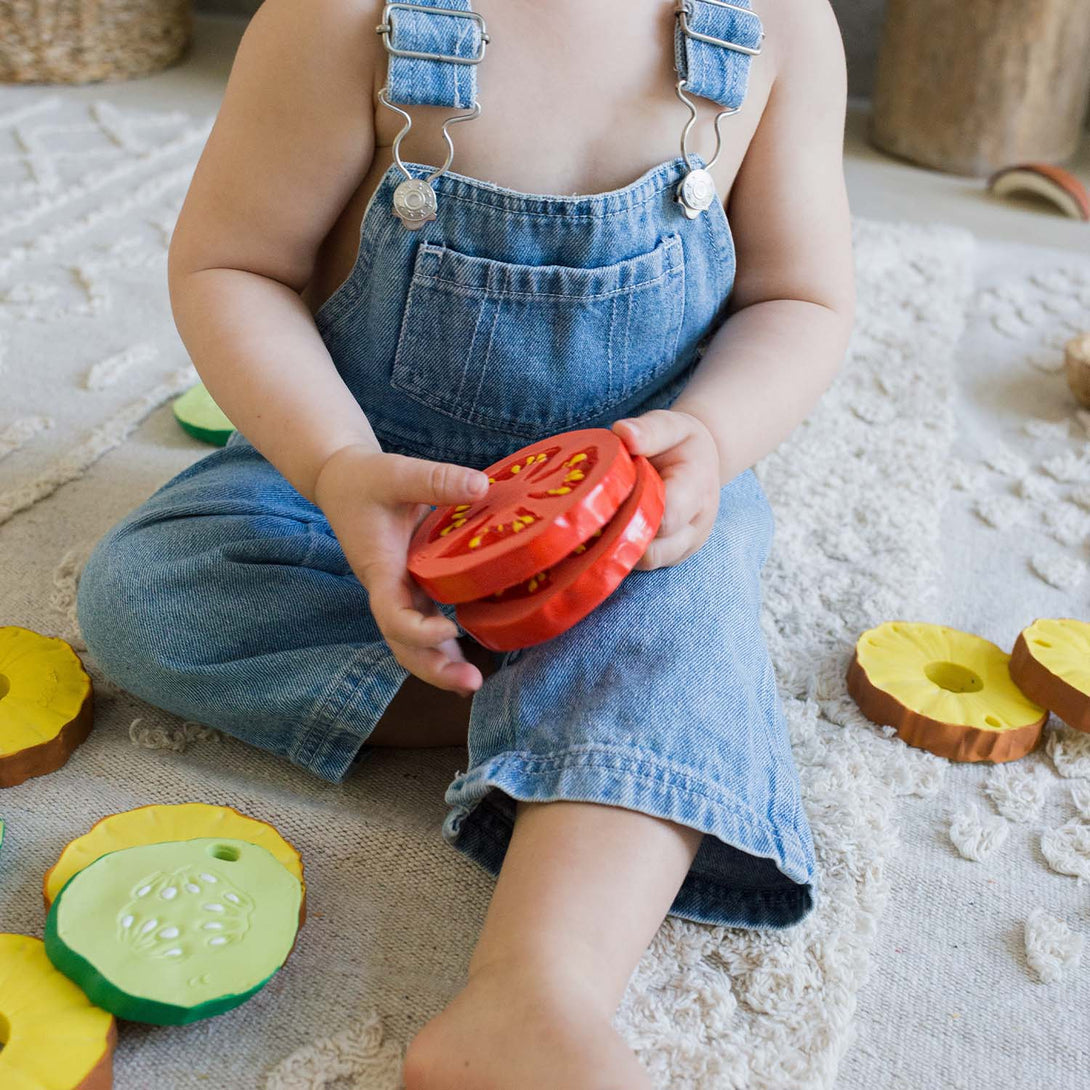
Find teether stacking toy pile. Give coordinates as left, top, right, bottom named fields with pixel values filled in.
left=408, top=428, right=665, bottom=651
left=848, top=618, right=1090, bottom=762
left=1, top=795, right=306, bottom=1086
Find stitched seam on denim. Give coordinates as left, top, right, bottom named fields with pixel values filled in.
left=468, top=271, right=504, bottom=417
left=668, top=251, right=686, bottom=365
left=292, top=644, right=399, bottom=768
left=313, top=194, right=399, bottom=330
left=398, top=156, right=695, bottom=213
left=393, top=369, right=668, bottom=434
left=462, top=744, right=801, bottom=851
left=451, top=295, right=484, bottom=406
left=606, top=290, right=616, bottom=400
left=390, top=298, right=686, bottom=429
left=415, top=234, right=683, bottom=288
left=408, top=262, right=681, bottom=302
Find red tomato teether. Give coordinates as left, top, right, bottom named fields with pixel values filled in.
left=455, top=455, right=665, bottom=651
left=408, top=429, right=637, bottom=603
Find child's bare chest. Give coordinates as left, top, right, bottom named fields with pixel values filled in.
left=305, top=0, right=768, bottom=316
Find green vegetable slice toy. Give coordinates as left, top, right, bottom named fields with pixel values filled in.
left=172, top=382, right=235, bottom=446
left=45, top=837, right=301, bottom=1025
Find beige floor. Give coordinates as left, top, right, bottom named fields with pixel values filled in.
left=17, top=13, right=1088, bottom=257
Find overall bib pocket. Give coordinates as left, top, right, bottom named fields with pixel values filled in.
left=390, top=233, right=686, bottom=438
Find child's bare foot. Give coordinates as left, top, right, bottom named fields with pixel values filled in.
left=402, top=960, right=652, bottom=1090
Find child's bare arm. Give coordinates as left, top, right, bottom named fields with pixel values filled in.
left=167, top=0, right=384, bottom=505
left=666, top=0, right=855, bottom=481
left=613, top=0, right=853, bottom=568
left=167, top=0, right=491, bottom=694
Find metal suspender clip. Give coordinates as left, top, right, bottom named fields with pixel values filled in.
left=672, top=0, right=763, bottom=219
left=376, top=3, right=490, bottom=229
left=675, top=0, right=763, bottom=57
left=376, top=3, right=490, bottom=65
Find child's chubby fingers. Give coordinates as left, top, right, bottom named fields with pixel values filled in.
left=634, top=525, right=698, bottom=571
left=374, top=452, right=490, bottom=509
left=611, top=409, right=696, bottom=458
left=389, top=637, right=484, bottom=696
left=657, top=470, right=703, bottom=537
left=366, top=562, right=460, bottom=649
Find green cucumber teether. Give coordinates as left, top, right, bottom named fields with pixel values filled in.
left=45, top=837, right=301, bottom=1025
left=173, top=383, right=235, bottom=446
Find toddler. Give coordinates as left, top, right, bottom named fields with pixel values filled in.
left=77, top=0, right=855, bottom=1086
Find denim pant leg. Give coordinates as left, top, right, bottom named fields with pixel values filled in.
left=76, top=436, right=408, bottom=782
left=443, top=468, right=817, bottom=929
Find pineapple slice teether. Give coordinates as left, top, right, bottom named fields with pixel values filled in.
left=1009, top=618, right=1090, bottom=733
left=0, top=933, right=115, bottom=1090
left=848, top=622, right=1048, bottom=762
left=0, top=627, right=93, bottom=788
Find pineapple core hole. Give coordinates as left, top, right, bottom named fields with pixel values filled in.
left=208, top=844, right=240, bottom=862
left=1034, top=640, right=1052, bottom=648
left=0, top=1011, right=8, bottom=1049
left=924, top=661, right=983, bottom=694
left=0, top=673, right=8, bottom=700
left=985, top=715, right=1002, bottom=728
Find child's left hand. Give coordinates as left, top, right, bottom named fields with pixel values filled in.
left=610, top=409, right=721, bottom=570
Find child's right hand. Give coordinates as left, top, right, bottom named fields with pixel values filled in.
left=313, top=444, right=490, bottom=696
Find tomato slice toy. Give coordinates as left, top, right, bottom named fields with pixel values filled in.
left=455, top=455, right=665, bottom=650
left=408, top=429, right=637, bottom=603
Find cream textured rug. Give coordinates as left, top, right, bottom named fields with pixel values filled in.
left=839, top=243, right=1090, bottom=1090
left=1, top=95, right=973, bottom=1089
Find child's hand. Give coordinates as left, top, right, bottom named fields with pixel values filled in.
left=313, top=444, right=490, bottom=696
left=611, top=410, right=721, bottom=570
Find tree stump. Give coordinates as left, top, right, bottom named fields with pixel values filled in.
left=870, top=0, right=1090, bottom=176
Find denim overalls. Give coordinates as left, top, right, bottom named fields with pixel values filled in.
left=77, top=0, right=817, bottom=929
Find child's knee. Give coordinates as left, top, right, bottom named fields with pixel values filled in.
left=77, top=521, right=182, bottom=693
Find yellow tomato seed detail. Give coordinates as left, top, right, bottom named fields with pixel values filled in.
left=511, top=464, right=521, bottom=473
left=469, top=536, right=482, bottom=548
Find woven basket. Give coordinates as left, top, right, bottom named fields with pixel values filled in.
left=1, top=0, right=192, bottom=84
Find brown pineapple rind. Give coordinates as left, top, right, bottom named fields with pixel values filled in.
left=847, top=650, right=1046, bottom=762
left=1009, top=631, right=1090, bottom=733
left=0, top=685, right=94, bottom=788
left=78, top=1020, right=117, bottom=1090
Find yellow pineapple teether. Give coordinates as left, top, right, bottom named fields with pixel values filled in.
left=0, top=933, right=115, bottom=1090
left=0, top=627, right=93, bottom=788
left=1009, top=618, right=1090, bottom=733
left=847, top=621, right=1048, bottom=762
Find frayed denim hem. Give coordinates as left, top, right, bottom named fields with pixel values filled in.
left=442, top=747, right=817, bottom=930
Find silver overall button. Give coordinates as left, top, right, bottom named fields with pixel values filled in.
left=392, top=178, right=438, bottom=229
left=675, top=167, right=717, bottom=219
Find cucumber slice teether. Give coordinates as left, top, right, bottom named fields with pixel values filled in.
left=173, top=383, right=235, bottom=446
left=45, top=837, right=302, bottom=1025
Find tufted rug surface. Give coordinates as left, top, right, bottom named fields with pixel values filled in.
left=839, top=242, right=1090, bottom=1090
left=1, top=94, right=976, bottom=1089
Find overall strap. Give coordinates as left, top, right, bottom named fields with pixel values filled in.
left=375, top=1, right=490, bottom=228
left=378, top=0, right=487, bottom=109
left=673, top=0, right=764, bottom=111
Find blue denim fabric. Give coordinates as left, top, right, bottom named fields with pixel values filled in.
left=76, top=0, right=816, bottom=928
left=383, top=0, right=484, bottom=109
left=674, top=0, right=763, bottom=110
